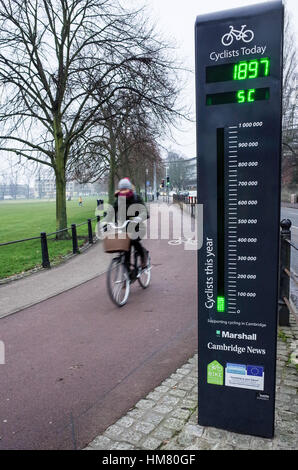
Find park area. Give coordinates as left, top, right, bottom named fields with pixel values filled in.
left=0, top=197, right=105, bottom=280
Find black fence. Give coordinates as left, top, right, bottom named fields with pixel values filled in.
left=0, top=215, right=104, bottom=270
left=279, top=219, right=298, bottom=326
left=173, top=194, right=197, bottom=218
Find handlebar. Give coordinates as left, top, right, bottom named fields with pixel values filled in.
left=104, top=219, right=139, bottom=231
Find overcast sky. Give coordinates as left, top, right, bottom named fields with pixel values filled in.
left=1, top=0, right=297, bottom=177
left=143, top=0, right=298, bottom=159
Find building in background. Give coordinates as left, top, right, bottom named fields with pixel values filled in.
left=184, top=157, right=197, bottom=190
left=33, top=178, right=106, bottom=199
left=0, top=183, right=34, bottom=200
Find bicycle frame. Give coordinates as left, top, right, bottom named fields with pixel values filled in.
left=113, top=245, right=140, bottom=283
left=229, top=25, right=247, bottom=38
left=127, top=246, right=139, bottom=282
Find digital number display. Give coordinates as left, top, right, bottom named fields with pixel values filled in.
left=206, top=87, right=270, bottom=106
left=206, top=58, right=270, bottom=83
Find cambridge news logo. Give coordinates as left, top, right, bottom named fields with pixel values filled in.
left=221, top=25, right=254, bottom=46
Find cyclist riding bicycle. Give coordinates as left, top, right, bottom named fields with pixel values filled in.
left=108, top=178, right=149, bottom=269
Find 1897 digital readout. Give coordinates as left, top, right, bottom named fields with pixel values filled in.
left=206, top=58, right=270, bottom=83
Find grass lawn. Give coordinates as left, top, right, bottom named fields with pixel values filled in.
left=0, top=197, right=106, bottom=279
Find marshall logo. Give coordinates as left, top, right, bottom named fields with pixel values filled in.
left=219, top=331, right=257, bottom=341
left=221, top=25, right=254, bottom=46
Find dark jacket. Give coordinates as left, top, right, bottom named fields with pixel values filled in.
left=112, top=190, right=149, bottom=240
left=113, top=191, right=148, bottom=223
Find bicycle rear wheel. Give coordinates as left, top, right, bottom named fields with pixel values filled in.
left=137, top=252, right=151, bottom=289
left=221, top=32, right=233, bottom=46
left=107, top=256, right=130, bottom=307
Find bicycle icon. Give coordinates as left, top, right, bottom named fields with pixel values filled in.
left=168, top=237, right=198, bottom=247
left=221, top=25, right=254, bottom=46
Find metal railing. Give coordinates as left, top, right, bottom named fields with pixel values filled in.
left=0, top=214, right=105, bottom=270
left=173, top=194, right=197, bottom=218
left=279, top=219, right=298, bottom=326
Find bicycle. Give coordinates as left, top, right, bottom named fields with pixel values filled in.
left=104, top=221, right=151, bottom=307
left=221, top=25, right=254, bottom=46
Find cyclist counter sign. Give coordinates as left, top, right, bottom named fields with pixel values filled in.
left=195, top=1, right=283, bottom=438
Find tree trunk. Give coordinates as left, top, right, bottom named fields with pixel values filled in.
left=108, top=156, right=116, bottom=205
left=54, top=115, right=68, bottom=239
left=108, top=132, right=117, bottom=204
left=55, top=168, right=68, bottom=239
left=122, top=149, right=130, bottom=177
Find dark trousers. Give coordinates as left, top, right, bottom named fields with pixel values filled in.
left=125, top=240, right=146, bottom=267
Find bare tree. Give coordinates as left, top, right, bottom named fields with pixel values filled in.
left=68, top=68, right=185, bottom=203
left=282, top=3, right=298, bottom=190
left=68, top=104, right=163, bottom=202
left=167, top=151, right=188, bottom=191
left=118, top=127, right=163, bottom=195
left=0, top=0, right=185, bottom=236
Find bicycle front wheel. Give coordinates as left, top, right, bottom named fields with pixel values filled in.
left=107, top=257, right=130, bottom=307
left=242, top=29, right=254, bottom=42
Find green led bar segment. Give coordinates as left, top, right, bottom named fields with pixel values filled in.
left=206, top=58, right=270, bottom=83
left=217, top=296, right=225, bottom=313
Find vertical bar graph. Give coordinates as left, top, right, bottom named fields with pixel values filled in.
left=227, top=126, right=238, bottom=314
left=217, top=128, right=225, bottom=312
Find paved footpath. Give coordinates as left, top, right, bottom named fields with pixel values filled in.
left=85, top=312, right=298, bottom=451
